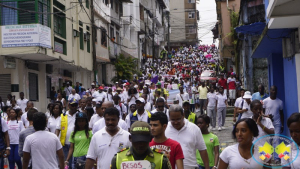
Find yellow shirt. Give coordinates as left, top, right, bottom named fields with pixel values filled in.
left=198, top=86, right=208, bottom=99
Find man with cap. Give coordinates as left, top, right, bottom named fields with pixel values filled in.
left=89, top=102, right=104, bottom=130
left=85, top=107, right=131, bottom=169
left=151, top=98, right=170, bottom=120
left=110, top=121, right=172, bottom=169
left=64, top=82, right=73, bottom=101
left=182, top=101, right=197, bottom=124
left=125, top=98, right=153, bottom=131
left=96, top=86, right=107, bottom=103
left=55, top=99, right=79, bottom=169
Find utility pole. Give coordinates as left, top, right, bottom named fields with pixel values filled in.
left=167, top=11, right=170, bottom=59
left=91, top=0, right=97, bottom=82
left=152, top=18, right=155, bottom=66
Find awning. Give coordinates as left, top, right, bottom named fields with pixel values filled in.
left=251, top=27, right=293, bottom=58
left=235, top=22, right=266, bottom=35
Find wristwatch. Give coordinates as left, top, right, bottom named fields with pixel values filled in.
left=6, top=147, right=11, bottom=150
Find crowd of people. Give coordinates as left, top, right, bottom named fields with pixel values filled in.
left=0, top=45, right=299, bottom=169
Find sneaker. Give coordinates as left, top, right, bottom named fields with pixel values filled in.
left=221, top=126, right=226, bottom=130
left=218, top=127, right=222, bottom=131
left=212, top=127, right=217, bottom=131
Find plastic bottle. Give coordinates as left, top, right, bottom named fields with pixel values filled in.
left=3, top=158, right=8, bottom=169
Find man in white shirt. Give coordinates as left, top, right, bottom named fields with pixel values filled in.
left=89, top=102, right=103, bottom=130
left=125, top=98, right=152, bottom=131
left=21, top=101, right=36, bottom=128
left=175, top=86, right=189, bottom=107
left=263, top=85, right=284, bottom=162
left=55, top=100, right=78, bottom=169
left=68, top=89, right=81, bottom=102
left=141, top=94, right=153, bottom=112
left=16, top=92, right=28, bottom=113
left=22, top=112, right=64, bottom=169
left=64, top=82, right=73, bottom=101
left=165, top=105, right=209, bottom=169
left=96, top=86, right=107, bottom=103
left=85, top=107, right=131, bottom=169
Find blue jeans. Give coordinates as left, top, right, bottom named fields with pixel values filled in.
left=72, top=155, right=86, bottom=169
left=8, top=144, right=22, bottom=169
left=273, top=124, right=281, bottom=161
left=63, top=144, right=73, bottom=169
left=199, top=165, right=212, bottom=169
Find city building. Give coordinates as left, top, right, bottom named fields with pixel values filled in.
left=169, top=0, right=199, bottom=48
left=0, top=0, right=93, bottom=111
left=250, top=0, right=300, bottom=135
left=215, top=0, right=240, bottom=72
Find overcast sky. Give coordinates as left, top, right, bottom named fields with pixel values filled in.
left=197, top=0, right=218, bottom=45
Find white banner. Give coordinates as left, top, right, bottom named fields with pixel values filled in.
left=1, top=24, right=51, bottom=48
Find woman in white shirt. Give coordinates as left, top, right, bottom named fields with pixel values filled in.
left=6, top=94, right=13, bottom=107
left=216, top=87, right=228, bottom=131
left=127, top=87, right=139, bottom=112
left=7, top=108, right=24, bottom=169
left=206, top=84, right=217, bottom=130
left=282, top=113, right=300, bottom=169
left=47, top=103, right=62, bottom=133
left=218, top=118, right=269, bottom=169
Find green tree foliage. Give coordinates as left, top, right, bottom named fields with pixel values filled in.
left=111, top=54, right=138, bottom=82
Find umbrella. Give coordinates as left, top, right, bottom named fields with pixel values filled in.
left=205, top=54, right=212, bottom=58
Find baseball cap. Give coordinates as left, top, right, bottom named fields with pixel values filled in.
left=130, top=121, right=151, bottom=142
left=91, top=83, right=95, bottom=85
left=243, top=91, right=252, bottom=99
left=99, top=86, right=104, bottom=90
left=69, top=99, right=78, bottom=105
left=116, top=87, right=123, bottom=91
left=76, top=112, right=88, bottom=119
left=66, top=82, right=70, bottom=85
left=135, top=97, right=145, bottom=104
left=125, top=82, right=130, bottom=86
left=156, top=82, right=161, bottom=86
left=183, top=100, right=190, bottom=106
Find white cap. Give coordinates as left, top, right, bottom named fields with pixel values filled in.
left=243, top=91, right=252, bottom=99
left=91, top=83, right=95, bottom=85
left=135, top=97, right=145, bottom=103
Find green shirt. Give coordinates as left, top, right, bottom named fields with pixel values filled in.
left=69, top=130, right=93, bottom=157
left=196, top=133, right=219, bottom=167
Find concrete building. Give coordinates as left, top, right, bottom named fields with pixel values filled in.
left=0, top=0, right=93, bottom=111
left=169, top=0, right=198, bottom=48
left=215, top=0, right=240, bottom=60
left=250, top=0, right=300, bottom=136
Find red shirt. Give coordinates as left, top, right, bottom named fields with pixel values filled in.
left=227, top=77, right=236, bottom=89
left=149, top=138, right=184, bottom=169
left=218, top=78, right=227, bottom=89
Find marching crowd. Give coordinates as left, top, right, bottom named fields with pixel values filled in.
left=0, top=45, right=299, bottom=169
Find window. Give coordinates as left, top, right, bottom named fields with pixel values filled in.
left=28, top=73, right=38, bottom=101
left=54, top=11, right=66, bottom=38
left=115, top=0, right=119, bottom=13
left=188, top=27, right=196, bottom=34
left=86, top=0, right=89, bottom=8
left=188, top=12, right=195, bottom=19
left=0, top=0, right=50, bottom=26
left=54, top=37, right=67, bottom=54
left=101, top=28, right=107, bottom=47
left=116, top=31, right=119, bottom=43
left=79, top=28, right=84, bottom=50
left=38, top=0, right=50, bottom=26
left=119, top=3, right=123, bottom=16
left=104, top=0, right=109, bottom=6
left=111, top=0, right=113, bottom=9
left=87, top=32, right=90, bottom=53
left=188, top=0, right=195, bottom=3
left=46, top=76, right=51, bottom=98
left=110, top=27, right=114, bottom=41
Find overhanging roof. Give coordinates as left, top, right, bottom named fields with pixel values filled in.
left=235, top=22, right=266, bottom=35
left=251, top=27, right=293, bottom=58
